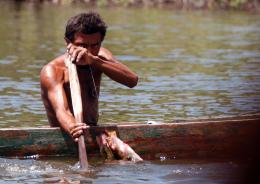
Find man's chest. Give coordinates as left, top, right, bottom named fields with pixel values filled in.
left=63, top=67, right=101, bottom=100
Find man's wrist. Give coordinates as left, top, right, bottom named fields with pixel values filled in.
left=91, top=55, right=104, bottom=68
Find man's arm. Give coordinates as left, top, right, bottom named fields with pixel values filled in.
left=67, top=44, right=138, bottom=88
left=40, top=64, right=87, bottom=141
left=94, top=48, right=138, bottom=88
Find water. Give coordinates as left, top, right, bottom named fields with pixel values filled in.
left=0, top=1, right=260, bottom=183
left=0, top=157, right=248, bottom=184
left=1, top=2, right=260, bottom=127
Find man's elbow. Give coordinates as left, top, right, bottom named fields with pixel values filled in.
left=128, top=75, right=138, bottom=88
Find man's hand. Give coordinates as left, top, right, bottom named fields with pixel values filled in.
left=67, top=43, right=97, bottom=65
left=68, top=123, right=88, bottom=142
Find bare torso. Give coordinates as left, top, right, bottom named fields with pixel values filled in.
left=40, top=33, right=138, bottom=141
left=41, top=54, right=101, bottom=127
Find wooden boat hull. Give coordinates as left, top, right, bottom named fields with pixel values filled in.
left=0, top=115, right=259, bottom=160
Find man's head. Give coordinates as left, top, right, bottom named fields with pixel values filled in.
left=65, top=12, right=107, bottom=43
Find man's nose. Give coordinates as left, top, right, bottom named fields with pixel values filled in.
left=88, top=48, right=95, bottom=54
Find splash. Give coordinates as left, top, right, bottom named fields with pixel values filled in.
left=0, top=158, right=62, bottom=175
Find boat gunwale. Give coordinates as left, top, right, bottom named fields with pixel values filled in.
left=0, top=114, right=259, bottom=159
left=0, top=114, right=259, bottom=131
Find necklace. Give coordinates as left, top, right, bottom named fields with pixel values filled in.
left=65, top=54, right=99, bottom=98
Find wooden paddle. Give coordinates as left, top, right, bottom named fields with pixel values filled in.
left=65, top=55, right=88, bottom=170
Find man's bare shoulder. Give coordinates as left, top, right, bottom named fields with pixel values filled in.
left=99, top=47, right=114, bottom=61
left=40, top=55, right=66, bottom=89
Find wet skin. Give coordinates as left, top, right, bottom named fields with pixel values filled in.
left=40, top=32, right=138, bottom=144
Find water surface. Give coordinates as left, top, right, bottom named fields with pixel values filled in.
left=0, top=157, right=248, bottom=184
left=0, top=2, right=260, bottom=127
left=0, top=1, right=260, bottom=183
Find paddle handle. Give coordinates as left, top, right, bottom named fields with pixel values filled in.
left=65, top=56, right=88, bottom=170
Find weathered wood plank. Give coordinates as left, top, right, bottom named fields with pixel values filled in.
left=0, top=115, right=259, bottom=160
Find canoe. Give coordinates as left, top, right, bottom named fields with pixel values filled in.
left=0, top=115, right=259, bottom=160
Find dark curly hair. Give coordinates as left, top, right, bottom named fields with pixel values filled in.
left=65, top=12, right=107, bottom=42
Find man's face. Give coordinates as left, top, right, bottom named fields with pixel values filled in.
left=72, top=32, right=102, bottom=56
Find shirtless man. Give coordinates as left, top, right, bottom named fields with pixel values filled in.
left=40, top=12, right=142, bottom=161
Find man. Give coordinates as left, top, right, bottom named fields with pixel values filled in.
left=40, top=12, right=142, bottom=161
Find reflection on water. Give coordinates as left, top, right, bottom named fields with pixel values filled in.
left=0, top=2, right=260, bottom=127
left=0, top=157, right=247, bottom=184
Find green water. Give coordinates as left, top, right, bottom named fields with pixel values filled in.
left=0, top=2, right=260, bottom=128
left=0, top=1, right=259, bottom=183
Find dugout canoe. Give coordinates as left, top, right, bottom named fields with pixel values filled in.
left=0, top=115, right=259, bottom=160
